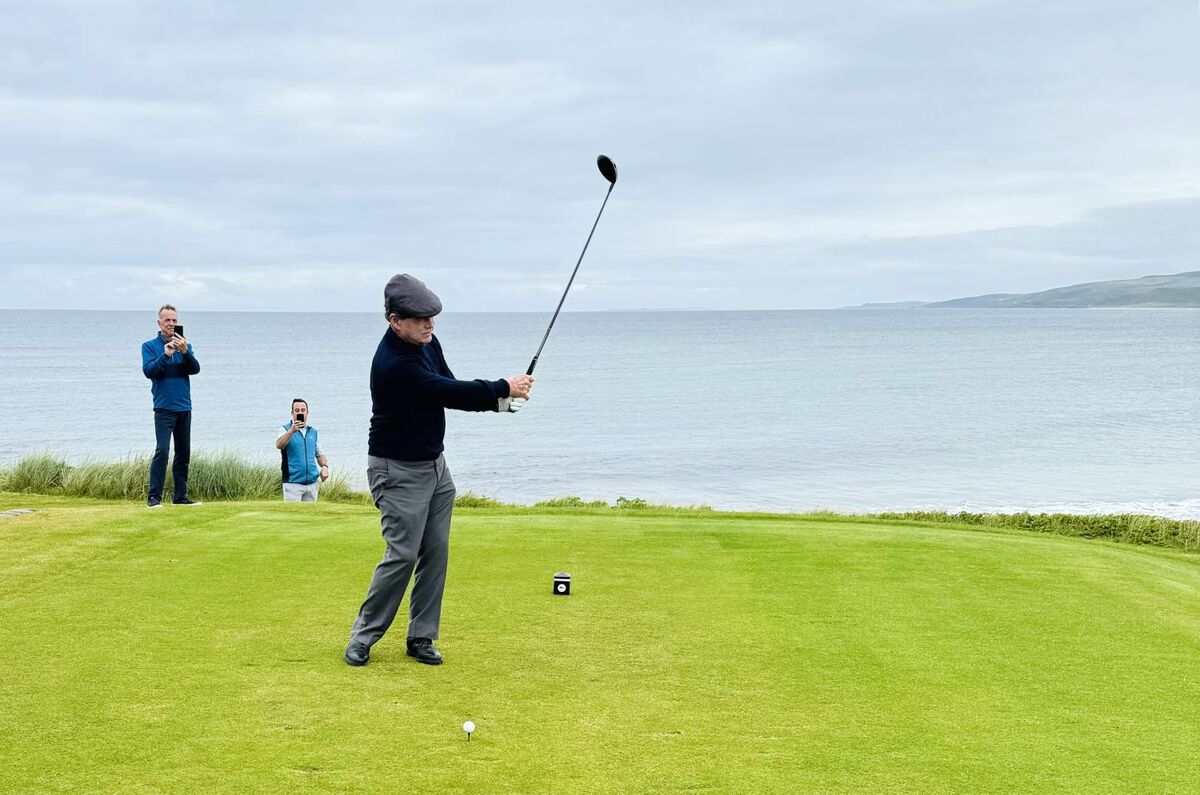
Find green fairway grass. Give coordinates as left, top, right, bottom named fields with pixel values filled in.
left=1, top=495, right=1197, bottom=793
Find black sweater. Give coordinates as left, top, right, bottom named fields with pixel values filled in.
left=368, top=331, right=510, bottom=461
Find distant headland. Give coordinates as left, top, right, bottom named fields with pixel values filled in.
left=856, top=270, right=1200, bottom=309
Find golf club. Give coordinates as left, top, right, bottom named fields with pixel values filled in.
left=526, top=154, right=618, bottom=376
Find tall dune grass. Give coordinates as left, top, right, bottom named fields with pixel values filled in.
left=0, top=452, right=365, bottom=504
left=4, top=454, right=70, bottom=494
left=63, top=459, right=150, bottom=500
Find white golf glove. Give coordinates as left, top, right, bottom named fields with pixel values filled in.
left=497, top=397, right=527, bottom=413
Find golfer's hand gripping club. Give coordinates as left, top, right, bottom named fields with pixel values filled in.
left=500, top=373, right=533, bottom=413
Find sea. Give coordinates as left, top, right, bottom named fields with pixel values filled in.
left=1, top=308, right=1197, bottom=518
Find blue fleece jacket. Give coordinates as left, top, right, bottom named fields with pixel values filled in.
left=368, top=331, right=509, bottom=461
left=141, top=335, right=200, bottom=411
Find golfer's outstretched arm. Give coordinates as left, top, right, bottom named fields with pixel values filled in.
left=409, top=368, right=513, bottom=412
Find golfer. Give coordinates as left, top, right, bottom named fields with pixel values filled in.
left=344, top=274, right=533, bottom=667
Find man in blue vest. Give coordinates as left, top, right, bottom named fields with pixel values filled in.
left=275, top=398, right=330, bottom=501
left=141, top=304, right=201, bottom=508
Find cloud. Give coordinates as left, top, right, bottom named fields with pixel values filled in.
left=813, top=196, right=1200, bottom=303
left=1, top=1, right=1198, bottom=310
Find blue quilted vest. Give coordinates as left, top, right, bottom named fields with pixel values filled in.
left=281, top=424, right=320, bottom=485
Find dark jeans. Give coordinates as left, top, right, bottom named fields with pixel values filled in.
left=148, top=409, right=192, bottom=501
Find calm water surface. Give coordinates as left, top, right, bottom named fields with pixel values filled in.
left=0, top=308, right=1196, bottom=517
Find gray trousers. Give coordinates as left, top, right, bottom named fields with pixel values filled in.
left=350, top=454, right=456, bottom=646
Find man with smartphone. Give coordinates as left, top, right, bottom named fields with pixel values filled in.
left=343, top=273, right=533, bottom=668
left=141, top=304, right=201, bottom=508
left=275, top=398, right=330, bottom=502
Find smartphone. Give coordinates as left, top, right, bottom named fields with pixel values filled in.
left=174, top=324, right=184, bottom=338
left=296, top=413, right=306, bottom=424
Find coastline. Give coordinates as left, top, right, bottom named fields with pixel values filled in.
left=3, top=453, right=1198, bottom=553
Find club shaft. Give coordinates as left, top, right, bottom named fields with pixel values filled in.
left=526, top=183, right=614, bottom=376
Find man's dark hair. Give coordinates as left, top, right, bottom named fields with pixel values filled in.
left=291, top=398, right=308, bottom=411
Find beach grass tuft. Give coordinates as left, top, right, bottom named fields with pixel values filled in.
left=453, top=491, right=505, bottom=508
left=62, top=459, right=151, bottom=500
left=876, top=510, right=1200, bottom=551
left=534, top=495, right=611, bottom=508
left=4, top=453, right=70, bottom=494
left=533, top=495, right=714, bottom=512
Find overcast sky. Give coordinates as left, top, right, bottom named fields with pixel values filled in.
left=1, top=1, right=1197, bottom=311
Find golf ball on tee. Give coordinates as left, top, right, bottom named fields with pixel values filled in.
left=463, top=721, right=475, bottom=734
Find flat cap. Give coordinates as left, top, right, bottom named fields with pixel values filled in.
left=384, top=273, right=442, bottom=318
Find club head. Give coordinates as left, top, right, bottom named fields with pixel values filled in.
left=597, top=155, right=618, bottom=185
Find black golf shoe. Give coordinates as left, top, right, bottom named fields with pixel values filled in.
left=147, top=496, right=162, bottom=509
left=406, top=637, right=444, bottom=665
left=344, top=642, right=370, bottom=666
left=173, top=497, right=202, bottom=506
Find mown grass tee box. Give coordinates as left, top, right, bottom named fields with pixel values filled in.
left=0, top=494, right=1196, bottom=792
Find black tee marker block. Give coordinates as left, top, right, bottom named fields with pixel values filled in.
left=553, top=572, right=571, bottom=596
